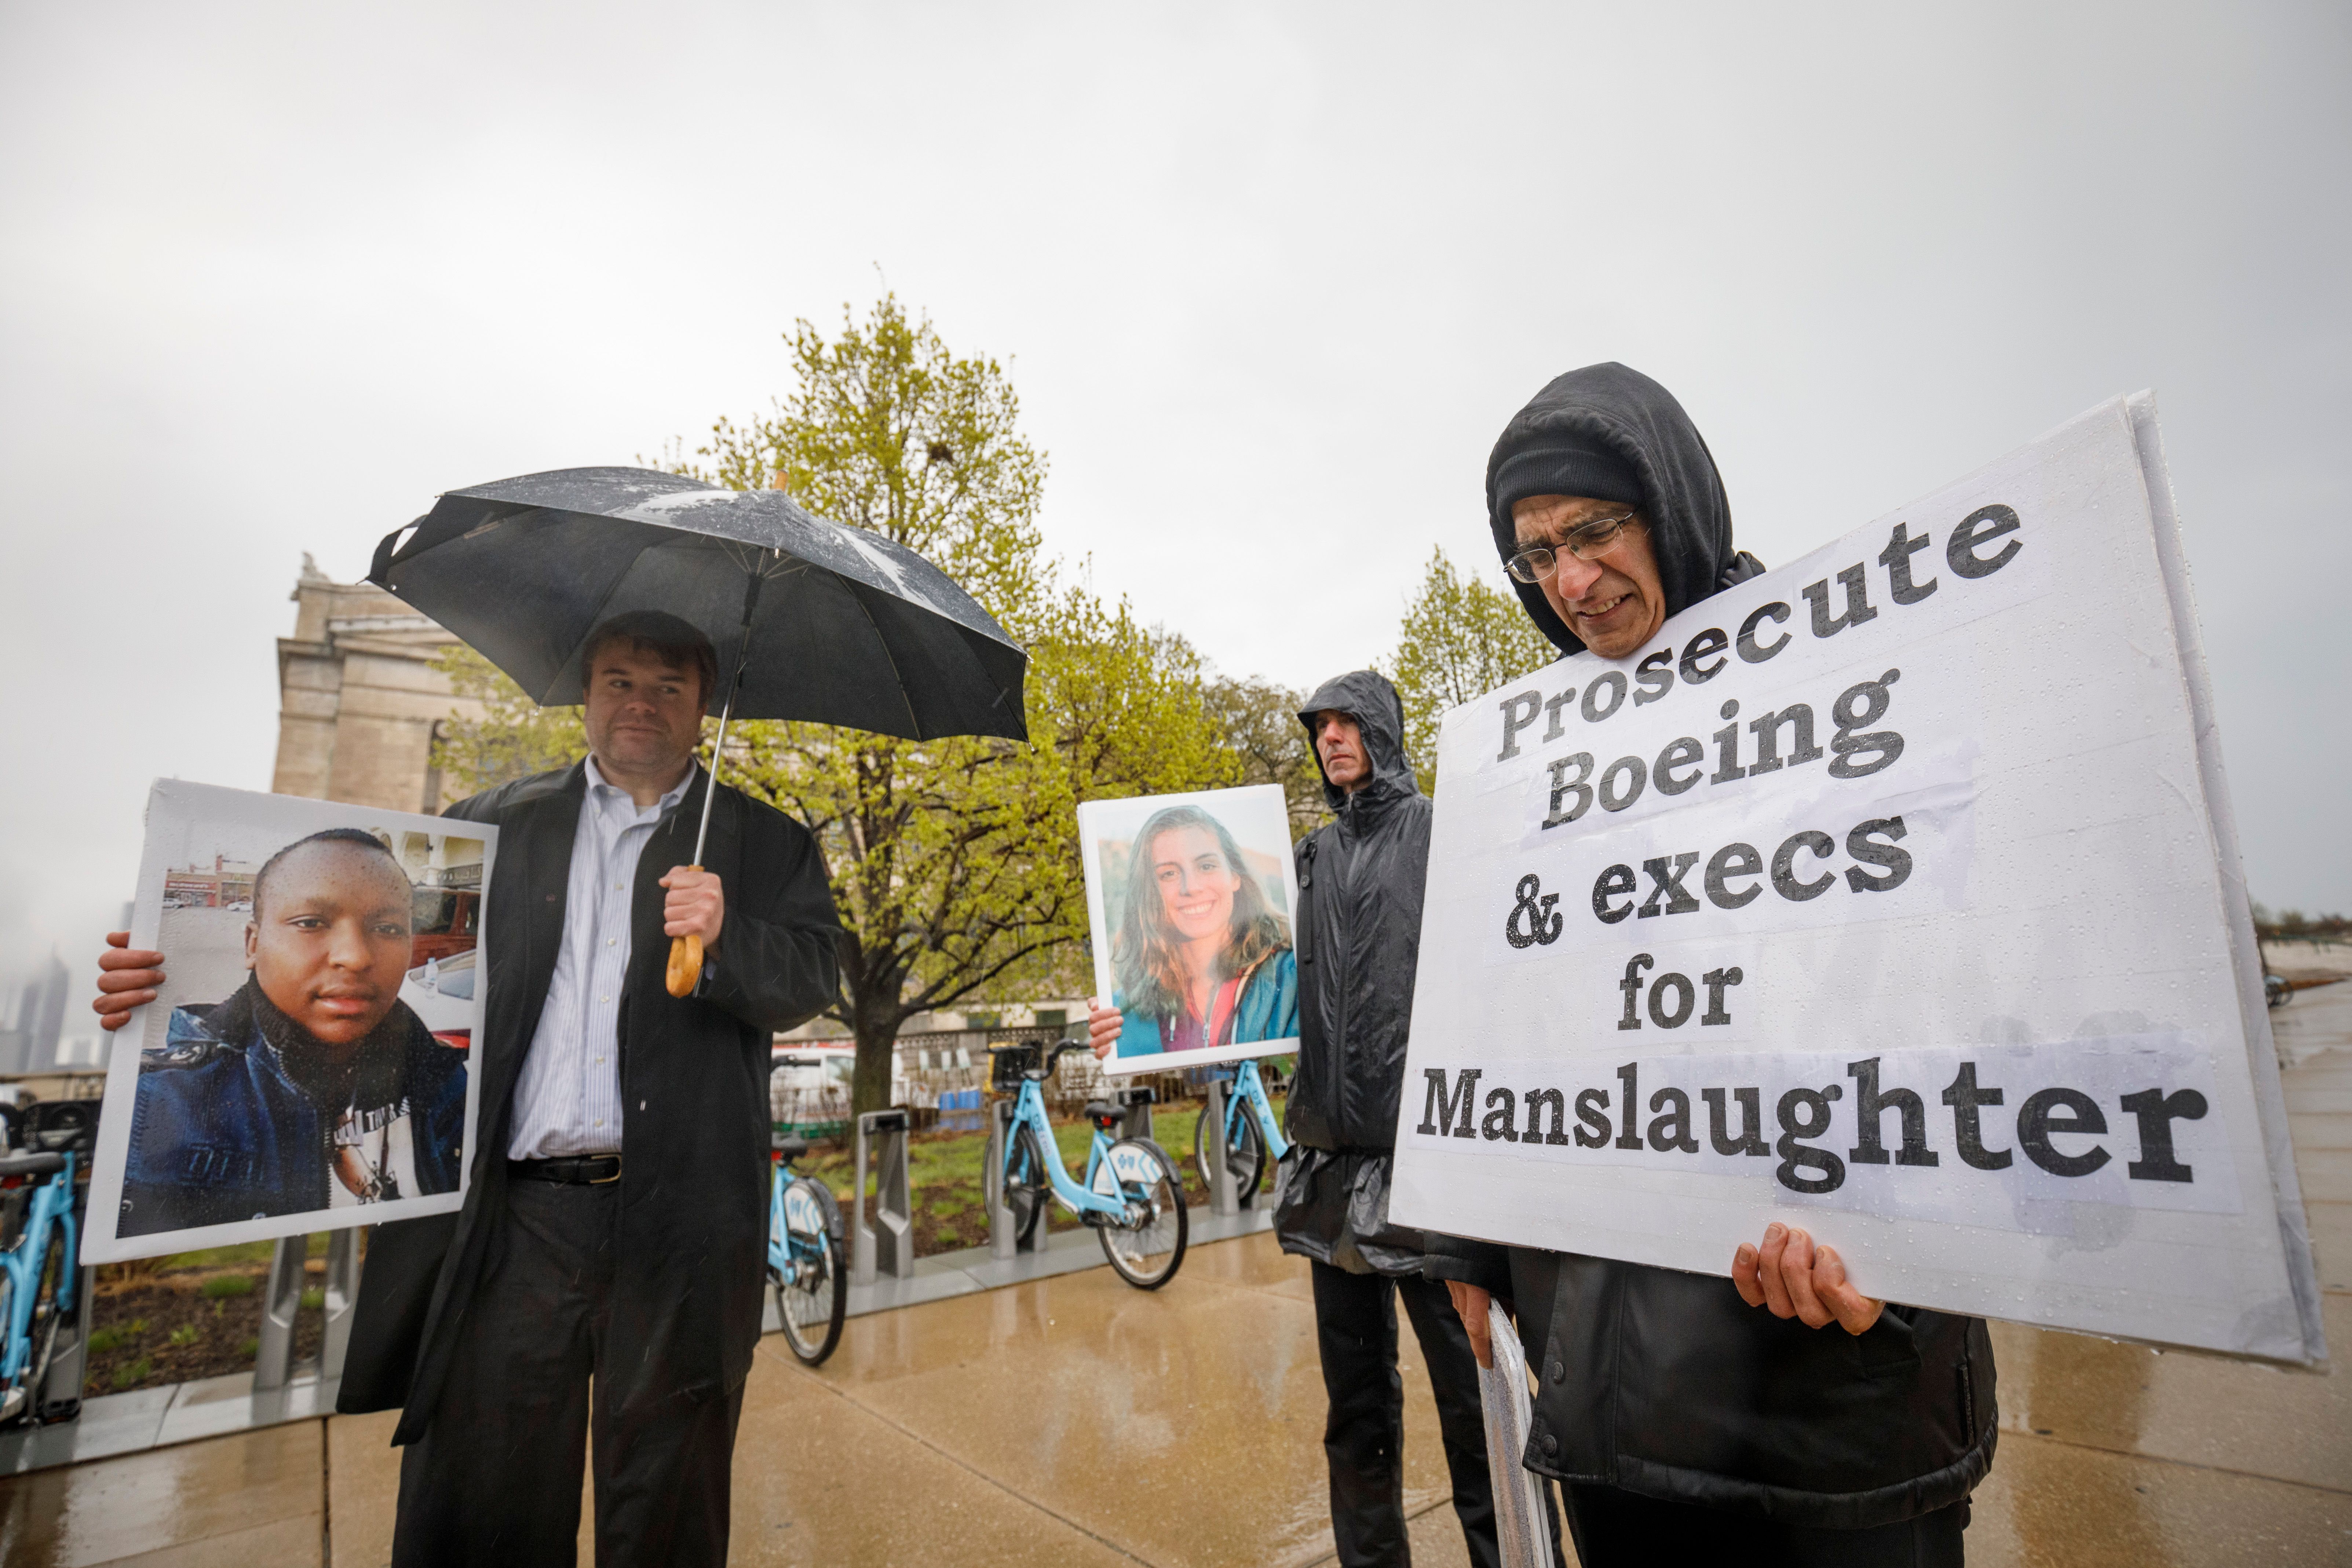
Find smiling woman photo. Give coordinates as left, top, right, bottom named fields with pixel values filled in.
left=1095, top=804, right=1298, bottom=1058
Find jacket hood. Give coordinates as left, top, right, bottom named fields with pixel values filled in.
left=1485, top=361, right=1762, bottom=655
left=1297, top=670, right=1420, bottom=814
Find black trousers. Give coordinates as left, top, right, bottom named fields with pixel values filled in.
left=391, top=1178, right=745, bottom=1568
left=1564, top=1483, right=1969, bottom=1568
left=1311, top=1260, right=1512, bottom=1568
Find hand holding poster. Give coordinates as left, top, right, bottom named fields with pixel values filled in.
left=1079, top=784, right=1301, bottom=1074
left=83, top=781, right=493, bottom=1264
left=1388, top=395, right=2326, bottom=1362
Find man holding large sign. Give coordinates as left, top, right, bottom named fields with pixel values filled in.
left=1407, top=363, right=2323, bottom=1563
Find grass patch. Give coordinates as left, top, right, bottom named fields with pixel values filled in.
left=788, top=1090, right=1283, bottom=1258
left=89, top=1267, right=324, bottom=1397
left=152, top=1242, right=277, bottom=1273
left=299, top=1288, right=324, bottom=1311
left=238, top=1337, right=260, bottom=1360
left=200, top=1275, right=255, bottom=1301
left=803, top=1103, right=1251, bottom=1201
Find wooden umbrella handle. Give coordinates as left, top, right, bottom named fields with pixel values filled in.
left=665, top=865, right=705, bottom=997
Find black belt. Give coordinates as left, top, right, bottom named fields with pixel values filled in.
left=509, top=1154, right=623, bottom=1185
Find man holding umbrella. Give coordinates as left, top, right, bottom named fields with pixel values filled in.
left=390, top=607, right=841, bottom=1563
left=97, top=468, right=1034, bottom=1565
left=104, top=608, right=838, bottom=1564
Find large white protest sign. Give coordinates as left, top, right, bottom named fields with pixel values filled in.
left=1388, top=395, right=2326, bottom=1363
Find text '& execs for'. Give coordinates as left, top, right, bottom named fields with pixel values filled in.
left=1425, top=363, right=1995, bottom=1567
left=121, top=829, right=464, bottom=1235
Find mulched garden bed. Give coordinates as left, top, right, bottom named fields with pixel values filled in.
left=87, top=1255, right=327, bottom=1395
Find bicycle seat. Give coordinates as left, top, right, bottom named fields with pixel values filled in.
left=1082, top=1100, right=1124, bottom=1126
left=0, top=1152, right=66, bottom=1179
left=771, top=1133, right=810, bottom=1161
left=26, top=1102, right=96, bottom=1152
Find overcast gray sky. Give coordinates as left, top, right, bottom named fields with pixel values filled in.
left=3, top=1, right=2346, bottom=995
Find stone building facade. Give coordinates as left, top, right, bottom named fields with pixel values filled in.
left=271, top=555, right=481, bottom=813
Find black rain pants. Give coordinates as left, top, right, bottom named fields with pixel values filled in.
left=1312, top=1259, right=1520, bottom=1568
left=391, top=1177, right=744, bottom=1567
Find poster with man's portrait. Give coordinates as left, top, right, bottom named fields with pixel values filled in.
left=1078, top=784, right=1300, bottom=1076
left=83, top=780, right=494, bottom=1264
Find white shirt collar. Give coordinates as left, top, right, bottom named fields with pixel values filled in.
left=583, top=753, right=696, bottom=815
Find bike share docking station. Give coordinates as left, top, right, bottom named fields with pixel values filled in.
left=851, top=1108, right=915, bottom=1287
left=985, top=1098, right=1033, bottom=1261
left=1203, top=1076, right=1254, bottom=1218
left=253, top=1229, right=359, bottom=1392
left=0, top=1099, right=103, bottom=1433
left=985, top=1086, right=1159, bottom=1259
left=1115, top=1085, right=1156, bottom=1143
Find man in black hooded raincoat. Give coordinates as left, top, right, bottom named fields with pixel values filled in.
left=1274, top=669, right=1527, bottom=1568
left=1425, top=363, right=1996, bottom=1567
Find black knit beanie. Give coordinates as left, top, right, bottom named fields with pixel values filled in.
left=1490, top=432, right=1645, bottom=523
left=1482, top=362, right=1752, bottom=656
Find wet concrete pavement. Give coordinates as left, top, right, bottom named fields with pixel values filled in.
left=4, top=987, right=2348, bottom=1565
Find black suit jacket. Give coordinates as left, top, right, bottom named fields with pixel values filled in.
left=335, top=760, right=840, bottom=1440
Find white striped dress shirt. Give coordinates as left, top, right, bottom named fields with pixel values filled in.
left=506, top=756, right=694, bottom=1159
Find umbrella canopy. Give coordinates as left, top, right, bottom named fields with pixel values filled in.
left=368, top=466, right=1027, bottom=742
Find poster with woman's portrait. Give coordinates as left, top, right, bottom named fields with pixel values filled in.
left=82, top=780, right=494, bottom=1264
left=1078, top=784, right=1300, bottom=1075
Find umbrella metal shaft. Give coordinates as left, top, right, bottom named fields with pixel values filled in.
left=667, top=552, right=769, bottom=998
left=690, top=681, right=737, bottom=868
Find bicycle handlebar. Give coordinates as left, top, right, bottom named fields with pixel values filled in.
left=982, top=1039, right=1090, bottom=1078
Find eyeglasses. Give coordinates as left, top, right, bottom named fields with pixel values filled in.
left=1504, top=508, right=1638, bottom=584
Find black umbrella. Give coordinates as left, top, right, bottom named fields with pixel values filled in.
left=369, top=465, right=1029, bottom=993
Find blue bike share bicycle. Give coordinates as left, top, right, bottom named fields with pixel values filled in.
left=0, top=1101, right=96, bottom=1426
left=768, top=1130, right=848, bottom=1365
left=1193, top=1057, right=1289, bottom=1200
left=987, top=1041, right=1187, bottom=1289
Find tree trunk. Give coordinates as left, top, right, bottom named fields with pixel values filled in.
left=835, top=933, right=905, bottom=1118
left=849, top=990, right=901, bottom=1118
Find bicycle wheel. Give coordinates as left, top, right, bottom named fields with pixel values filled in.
left=5, top=1224, right=67, bottom=1426
left=1192, top=1097, right=1266, bottom=1199
left=771, top=1177, right=846, bottom=1367
left=1003, top=1125, right=1049, bottom=1246
left=1093, top=1138, right=1187, bottom=1289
